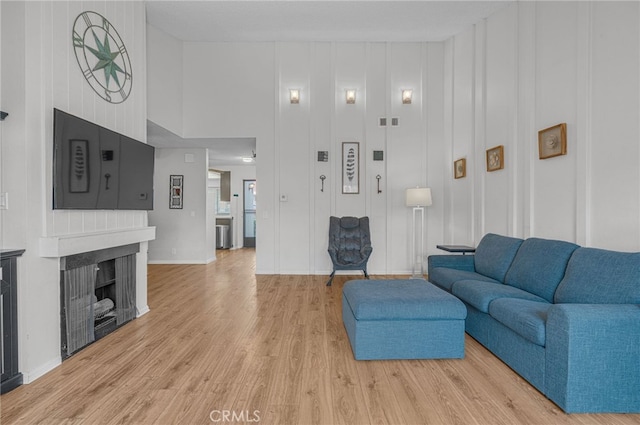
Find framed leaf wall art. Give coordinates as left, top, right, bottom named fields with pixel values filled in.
left=342, top=142, right=359, bottom=194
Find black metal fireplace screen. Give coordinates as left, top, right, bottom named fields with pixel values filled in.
left=60, top=244, right=138, bottom=359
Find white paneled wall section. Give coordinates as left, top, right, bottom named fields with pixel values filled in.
left=0, top=1, right=148, bottom=382
left=445, top=2, right=640, bottom=250
left=166, top=1, right=640, bottom=275
left=177, top=39, right=445, bottom=275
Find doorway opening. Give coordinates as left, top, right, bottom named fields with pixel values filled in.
left=243, top=180, right=256, bottom=248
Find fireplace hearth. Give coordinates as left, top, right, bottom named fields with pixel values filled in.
left=60, top=244, right=138, bottom=359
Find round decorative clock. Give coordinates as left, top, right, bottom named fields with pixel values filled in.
left=72, top=11, right=132, bottom=104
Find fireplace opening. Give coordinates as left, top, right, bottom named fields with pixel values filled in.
left=60, top=244, right=138, bottom=359
left=94, top=259, right=118, bottom=339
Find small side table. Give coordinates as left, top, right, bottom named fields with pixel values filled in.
left=436, top=245, right=476, bottom=255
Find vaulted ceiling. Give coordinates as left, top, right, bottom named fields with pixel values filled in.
left=145, top=1, right=512, bottom=166
left=146, top=1, right=511, bottom=43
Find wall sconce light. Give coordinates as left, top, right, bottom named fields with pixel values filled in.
left=345, top=89, right=356, bottom=104
left=402, top=89, right=413, bottom=104
left=290, top=89, right=300, bottom=104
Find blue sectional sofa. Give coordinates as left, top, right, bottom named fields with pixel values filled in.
left=428, top=233, right=640, bottom=413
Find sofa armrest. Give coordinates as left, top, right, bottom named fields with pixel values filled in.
left=427, top=255, right=475, bottom=276
left=545, top=304, right=640, bottom=413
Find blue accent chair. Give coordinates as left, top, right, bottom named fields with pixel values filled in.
left=327, top=216, right=372, bottom=286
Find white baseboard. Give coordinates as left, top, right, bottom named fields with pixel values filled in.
left=147, top=260, right=208, bottom=264
left=23, top=357, right=61, bottom=384
left=137, top=305, right=150, bottom=317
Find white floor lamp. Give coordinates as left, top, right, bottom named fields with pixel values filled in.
left=406, top=187, right=432, bottom=278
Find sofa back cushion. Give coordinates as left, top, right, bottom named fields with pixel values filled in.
left=474, top=233, right=524, bottom=282
left=554, top=247, right=640, bottom=304
left=504, top=238, right=579, bottom=302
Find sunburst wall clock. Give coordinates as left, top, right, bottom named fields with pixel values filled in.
left=72, top=11, right=132, bottom=104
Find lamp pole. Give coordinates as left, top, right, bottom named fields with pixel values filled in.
left=411, top=205, right=426, bottom=278
left=406, top=187, right=432, bottom=279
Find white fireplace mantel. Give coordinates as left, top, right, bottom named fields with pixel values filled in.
left=39, top=227, right=156, bottom=258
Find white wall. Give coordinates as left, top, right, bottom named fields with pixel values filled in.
left=148, top=148, right=210, bottom=263
left=0, top=1, right=148, bottom=382
left=146, top=1, right=640, bottom=277
left=587, top=2, right=640, bottom=250
left=445, top=2, right=640, bottom=251
left=147, top=24, right=183, bottom=136
left=174, top=40, right=445, bottom=274
left=0, top=3, right=3, bottom=241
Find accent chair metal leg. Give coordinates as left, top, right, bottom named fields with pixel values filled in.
left=327, top=271, right=335, bottom=286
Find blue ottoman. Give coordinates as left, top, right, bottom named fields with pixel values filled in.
left=342, top=279, right=467, bottom=360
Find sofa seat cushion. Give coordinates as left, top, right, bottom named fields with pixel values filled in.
left=429, top=267, right=499, bottom=291
left=451, top=280, right=547, bottom=313
left=474, top=233, right=524, bottom=282
left=489, top=299, right=551, bottom=347
left=504, top=238, right=579, bottom=302
left=554, top=247, right=640, bottom=304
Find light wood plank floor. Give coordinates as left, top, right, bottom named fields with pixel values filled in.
left=2, top=248, right=639, bottom=424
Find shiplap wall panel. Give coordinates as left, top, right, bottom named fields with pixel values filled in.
left=278, top=43, right=313, bottom=274
left=446, top=2, right=640, bottom=251
left=449, top=29, right=475, bottom=243
left=533, top=2, right=578, bottom=241
left=1, top=0, right=148, bottom=383
left=46, top=1, right=147, bottom=238
left=589, top=2, right=640, bottom=250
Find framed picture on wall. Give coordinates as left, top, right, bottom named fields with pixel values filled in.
left=170, top=175, right=183, bottom=209
left=454, top=158, right=466, bottom=179
left=342, top=142, right=359, bottom=194
left=538, top=123, right=567, bottom=159
left=486, top=145, right=504, bottom=172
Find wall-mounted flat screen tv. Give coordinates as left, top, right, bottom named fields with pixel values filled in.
left=53, top=108, right=154, bottom=210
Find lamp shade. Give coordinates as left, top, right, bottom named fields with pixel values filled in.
left=406, top=187, right=432, bottom=207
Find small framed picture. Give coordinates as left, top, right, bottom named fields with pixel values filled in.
left=342, top=142, right=359, bottom=194
left=170, top=175, right=183, bottom=209
left=538, top=123, right=567, bottom=159
left=486, top=145, right=504, bottom=172
left=454, top=158, right=466, bottom=179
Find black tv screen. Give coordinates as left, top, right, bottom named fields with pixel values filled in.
left=53, top=109, right=154, bottom=210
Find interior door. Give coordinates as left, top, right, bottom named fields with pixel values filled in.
left=243, top=180, right=256, bottom=247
